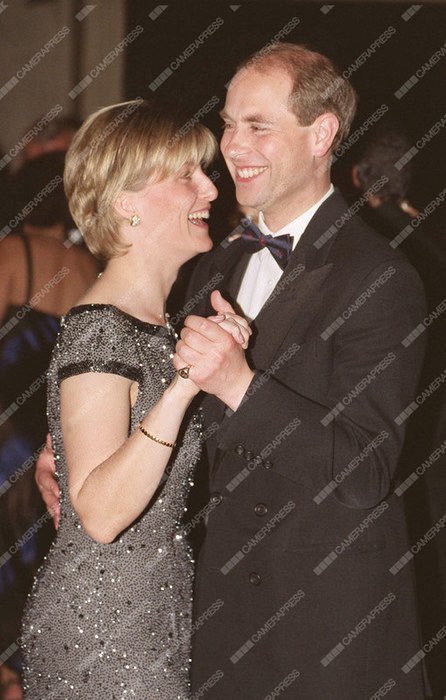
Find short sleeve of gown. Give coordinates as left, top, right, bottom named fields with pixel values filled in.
left=55, top=306, right=143, bottom=385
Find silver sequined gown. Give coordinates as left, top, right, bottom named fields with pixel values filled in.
left=22, top=304, right=202, bottom=699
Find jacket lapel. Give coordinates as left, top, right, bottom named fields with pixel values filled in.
left=249, top=261, right=333, bottom=368
left=199, top=239, right=249, bottom=317
left=206, top=190, right=349, bottom=373
left=202, top=189, right=350, bottom=462
left=198, top=241, right=250, bottom=445
left=225, top=250, right=251, bottom=311
left=246, top=189, right=348, bottom=368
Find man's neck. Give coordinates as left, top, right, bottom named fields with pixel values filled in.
left=263, top=183, right=333, bottom=232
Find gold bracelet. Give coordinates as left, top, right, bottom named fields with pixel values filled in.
left=138, top=422, right=176, bottom=448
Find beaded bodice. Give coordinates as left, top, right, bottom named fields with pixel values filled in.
left=22, top=304, right=202, bottom=699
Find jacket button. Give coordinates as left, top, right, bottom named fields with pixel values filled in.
left=210, top=492, right=223, bottom=505
left=249, top=572, right=262, bottom=586
left=234, top=444, right=245, bottom=456
left=263, top=461, right=273, bottom=469
left=245, top=450, right=254, bottom=462
left=254, top=503, right=268, bottom=516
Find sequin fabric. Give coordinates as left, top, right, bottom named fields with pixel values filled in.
left=22, top=304, right=203, bottom=699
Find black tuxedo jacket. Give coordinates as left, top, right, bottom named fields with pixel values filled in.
left=188, top=190, right=430, bottom=699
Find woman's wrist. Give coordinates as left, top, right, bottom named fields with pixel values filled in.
left=164, top=374, right=198, bottom=403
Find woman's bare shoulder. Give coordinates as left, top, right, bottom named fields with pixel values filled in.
left=65, top=242, right=100, bottom=272
left=30, top=236, right=100, bottom=277
left=0, top=233, right=26, bottom=258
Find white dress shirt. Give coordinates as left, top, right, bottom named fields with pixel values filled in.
left=236, top=185, right=334, bottom=321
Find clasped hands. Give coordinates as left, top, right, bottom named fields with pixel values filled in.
left=36, top=291, right=254, bottom=531
left=173, top=290, right=255, bottom=411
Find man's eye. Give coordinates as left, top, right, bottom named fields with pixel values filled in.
left=221, top=122, right=233, bottom=130
left=251, top=125, right=267, bottom=132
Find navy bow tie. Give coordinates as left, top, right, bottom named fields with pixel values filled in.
left=240, top=218, right=293, bottom=271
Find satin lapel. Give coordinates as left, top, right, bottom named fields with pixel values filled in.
left=200, top=239, right=249, bottom=436
left=202, top=189, right=348, bottom=402
left=246, top=189, right=350, bottom=369
left=225, top=252, right=251, bottom=312
left=248, top=261, right=333, bottom=369
left=206, top=239, right=250, bottom=315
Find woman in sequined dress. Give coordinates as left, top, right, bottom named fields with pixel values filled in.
left=21, top=100, right=250, bottom=699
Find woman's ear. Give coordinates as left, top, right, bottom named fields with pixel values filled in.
left=312, top=113, right=340, bottom=158
left=114, top=193, right=134, bottom=222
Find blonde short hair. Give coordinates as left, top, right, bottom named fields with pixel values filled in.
left=236, top=43, right=357, bottom=152
left=64, top=99, right=217, bottom=260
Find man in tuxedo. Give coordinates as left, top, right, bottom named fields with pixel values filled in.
left=174, top=44, right=429, bottom=698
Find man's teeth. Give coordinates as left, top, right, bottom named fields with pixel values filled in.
left=188, top=211, right=210, bottom=220
left=237, top=166, right=268, bottom=179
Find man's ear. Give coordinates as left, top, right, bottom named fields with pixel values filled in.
left=351, top=164, right=362, bottom=189
left=312, top=113, right=339, bottom=158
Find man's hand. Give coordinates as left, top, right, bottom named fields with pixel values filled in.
left=35, top=434, right=60, bottom=529
left=173, top=291, right=255, bottom=411
left=207, top=290, right=252, bottom=349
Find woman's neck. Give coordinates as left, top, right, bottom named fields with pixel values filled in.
left=81, top=251, right=178, bottom=326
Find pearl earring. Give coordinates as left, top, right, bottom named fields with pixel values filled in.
left=130, top=214, right=141, bottom=227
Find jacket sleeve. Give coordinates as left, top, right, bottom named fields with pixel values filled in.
left=215, top=258, right=427, bottom=510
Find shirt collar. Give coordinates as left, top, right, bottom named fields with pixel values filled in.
left=258, top=184, right=334, bottom=250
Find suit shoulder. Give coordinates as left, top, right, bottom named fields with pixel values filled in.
left=190, top=238, right=242, bottom=285
left=334, top=212, right=423, bottom=284
left=199, top=236, right=242, bottom=267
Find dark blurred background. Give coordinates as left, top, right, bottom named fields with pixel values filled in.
left=126, top=1, right=446, bottom=244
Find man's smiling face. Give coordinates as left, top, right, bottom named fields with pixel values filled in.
left=220, top=66, right=318, bottom=230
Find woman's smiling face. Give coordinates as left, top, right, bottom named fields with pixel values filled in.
left=126, top=164, right=218, bottom=260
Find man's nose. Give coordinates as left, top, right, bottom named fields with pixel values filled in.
left=222, top=127, right=246, bottom=159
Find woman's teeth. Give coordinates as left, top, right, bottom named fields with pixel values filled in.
left=188, top=211, right=210, bottom=221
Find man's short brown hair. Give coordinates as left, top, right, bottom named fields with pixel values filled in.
left=235, top=42, right=357, bottom=151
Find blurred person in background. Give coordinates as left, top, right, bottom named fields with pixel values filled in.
left=8, top=114, right=83, bottom=247
left=351, top=126, right=446, bottom=303
left=0, top=146, right=15, bottom=235
left=0, top=151, right=98, bottom=699
left=20, top=116, right=81, bottom=166
left=352, top=127, right=446, bottom=694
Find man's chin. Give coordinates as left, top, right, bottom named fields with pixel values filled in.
left=235, top=190, right=259, bottom=210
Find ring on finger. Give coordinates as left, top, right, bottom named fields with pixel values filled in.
left=178, top=365, right=191, bottom=379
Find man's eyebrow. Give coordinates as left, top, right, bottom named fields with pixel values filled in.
left=219, top=110, right=275, bottom=124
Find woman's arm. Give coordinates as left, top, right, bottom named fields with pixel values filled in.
left=61, top=371, right=198, bottom=544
